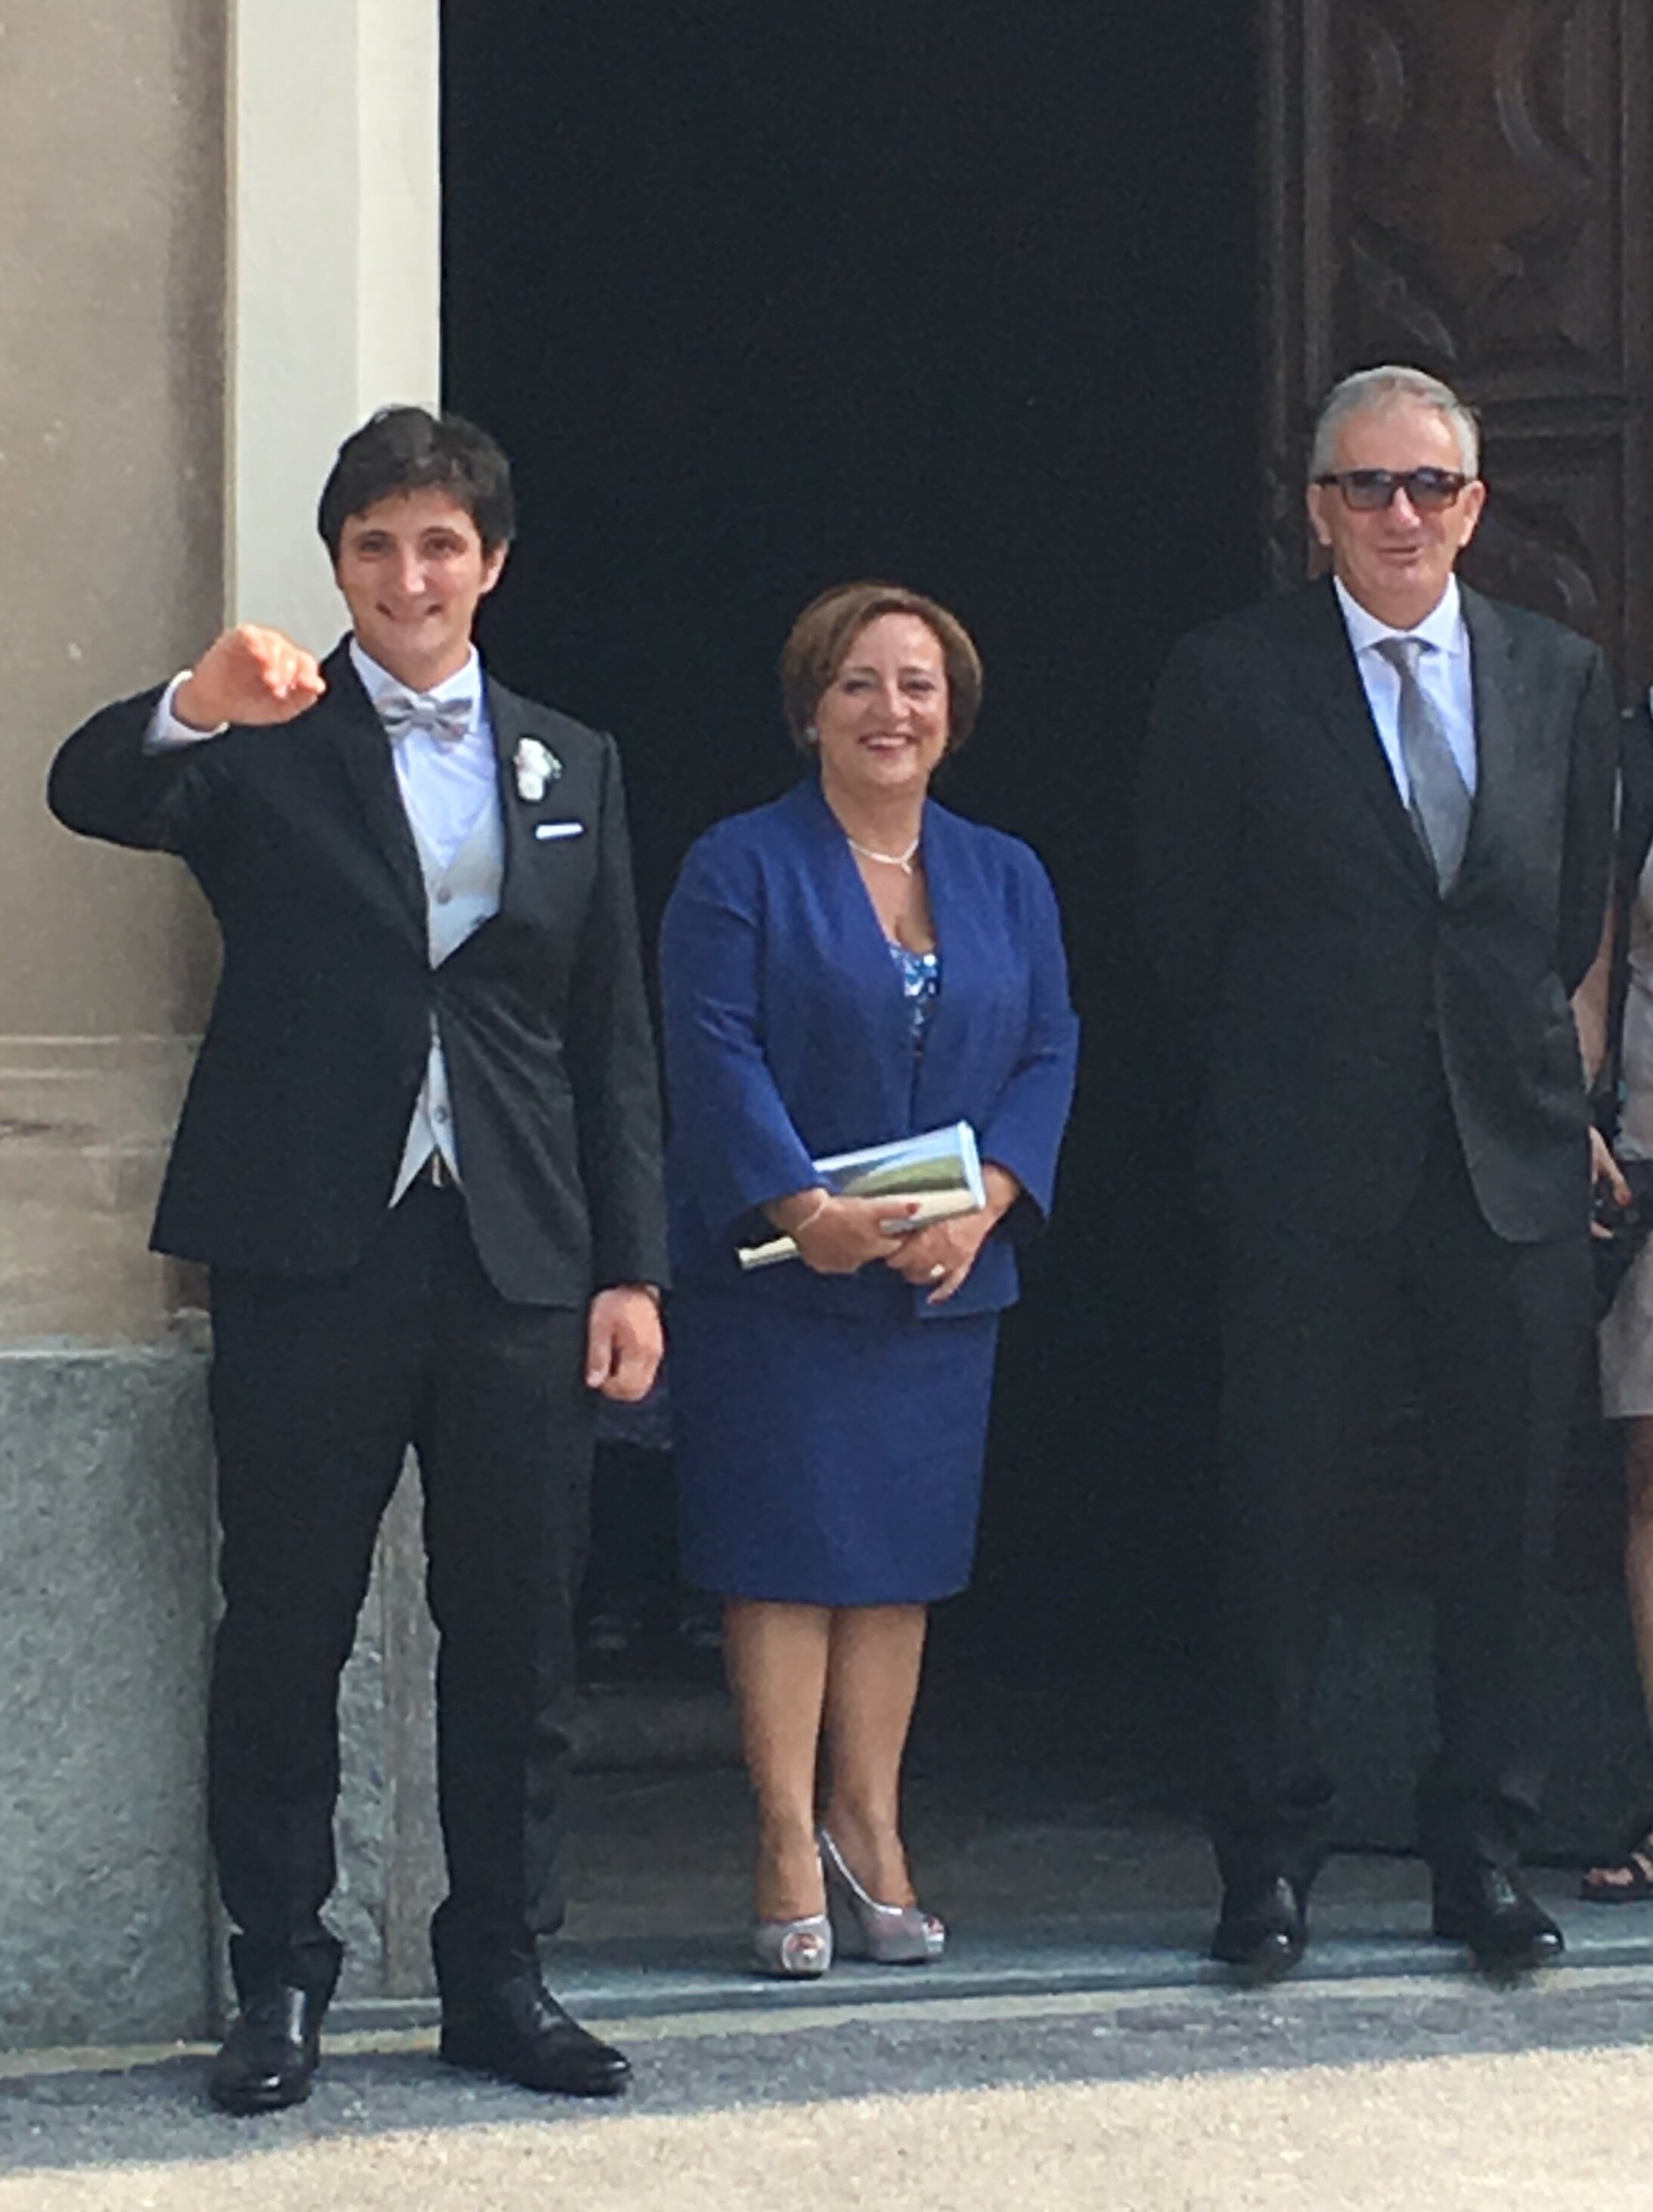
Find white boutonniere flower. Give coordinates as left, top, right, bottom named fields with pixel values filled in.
left=513, top=737, right=560, bottom=802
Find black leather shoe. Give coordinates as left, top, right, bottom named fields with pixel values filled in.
left=1211, top=1875, right=1307, bottom=1981
left=439, top=1968, right=631, bottom=2097
left=1431, top=1863, right=1565, bottom=1973
left=209, top=1984, right=324, bottom=2114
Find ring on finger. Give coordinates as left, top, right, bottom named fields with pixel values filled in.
left=928, top=1263, right=946, bottom=1282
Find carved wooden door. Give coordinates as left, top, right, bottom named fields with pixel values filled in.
left=1263, top=0, right=1653, bottom=689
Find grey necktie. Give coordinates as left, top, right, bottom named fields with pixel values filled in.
left=1374, top=636, right=1472, bottom=890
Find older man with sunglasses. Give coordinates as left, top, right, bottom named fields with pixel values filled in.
left=1138, top=365, right=1617, bottom=1979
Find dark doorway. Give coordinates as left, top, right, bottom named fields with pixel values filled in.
left=442, top=5, right=1259, bottom=1714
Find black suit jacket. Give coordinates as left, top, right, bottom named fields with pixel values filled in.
left=1137, top=577, right=1618, bottom=1243
left=48, top=644, right=668, bottom=1304
left=1617, top=700, right=1653, bottom=892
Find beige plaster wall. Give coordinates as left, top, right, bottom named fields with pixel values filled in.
left=0, top=2, right=225, bottom=1338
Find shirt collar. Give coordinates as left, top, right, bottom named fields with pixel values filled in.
left=1335, top=573, right=1465, bottom=660
left=349, top=638, right=482, bottom=706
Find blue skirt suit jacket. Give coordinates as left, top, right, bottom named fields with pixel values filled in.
left=660, top=774, right=1079, bottom=1316
left=658, top=774, right=1079, bottom=1605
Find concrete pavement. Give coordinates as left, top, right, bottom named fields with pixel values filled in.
left=9, top=1959, right=1653, bottom=2210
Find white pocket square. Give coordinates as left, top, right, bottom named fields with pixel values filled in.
left=534, top=821, right=586, bottom=842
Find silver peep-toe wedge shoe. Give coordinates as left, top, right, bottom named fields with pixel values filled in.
left=818, top=1827, right=945, bottom=1964
left=752, top=1912, right=833, bottom=1978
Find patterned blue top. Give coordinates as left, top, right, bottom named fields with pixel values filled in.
left=889, top=941, right=940, bottom=1047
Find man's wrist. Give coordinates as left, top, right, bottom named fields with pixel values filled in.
left=147, top=671, right=228, bottom=750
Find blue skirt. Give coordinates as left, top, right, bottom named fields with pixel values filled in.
left=670, top=1286, right=1000, bottom=1605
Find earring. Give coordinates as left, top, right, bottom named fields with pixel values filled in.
left=804, top=725, right=820, bottom=746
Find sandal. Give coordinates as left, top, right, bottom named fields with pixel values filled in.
left=1580, top=1816, right=1653, bottom=1902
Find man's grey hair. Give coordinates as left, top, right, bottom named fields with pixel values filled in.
left=1310, top=365, right=1481, bottom=479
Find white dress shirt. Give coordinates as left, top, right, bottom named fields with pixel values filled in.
left=347, top=641, right=498, bottom=869
left=147, top=640, right=505, bottom=1202
left=1334, top=574, right=1478, bottom=801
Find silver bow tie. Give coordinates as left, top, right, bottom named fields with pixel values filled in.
left=376, top=689, right=476, bottom=745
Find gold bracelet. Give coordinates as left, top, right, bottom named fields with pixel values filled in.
left=789, top=1190, right=832, bottom=1235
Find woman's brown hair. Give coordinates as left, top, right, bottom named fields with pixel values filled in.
left=779, top=582, right=984, bottom=755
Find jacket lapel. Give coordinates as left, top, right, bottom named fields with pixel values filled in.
left=910, top=799, right=974, bottom=1125
left=318, top=641, right=427, bottom=939
left=792, top=775, right=921, bottom=1072
left=1623, top=703, right=1653, bottom=885
left=1455, top=585, right=1518, bottom=895
left=486, top=677, right=531, bottom=916
left=1289, top=579, right=1438, bottom=892
left=488, top=678, right=589, bottom=922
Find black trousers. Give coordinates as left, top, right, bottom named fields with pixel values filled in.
left=206, top=1181, right=594, bottom=2003
left=1214, top=1107, right=1591, bottom=1891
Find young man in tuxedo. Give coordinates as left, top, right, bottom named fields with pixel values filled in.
left=49, top=408, right=666, bottom=2110
left=1137, top=366, right=1617, bottom=1980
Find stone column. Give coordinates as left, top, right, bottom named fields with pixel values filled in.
left=0, top=0, right=441, bottom=2049
left=229, top=0, right=440, bottom=640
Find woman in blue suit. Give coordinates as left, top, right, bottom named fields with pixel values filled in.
left=660, top=582, right=1078, bottom=1976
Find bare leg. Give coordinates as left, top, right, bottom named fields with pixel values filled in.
left=721, top=1599, right=831, bottom=1921
left=1584, top=1417, right=1653, bottom=1893
left=818, top=1603, right=929, bottom=1906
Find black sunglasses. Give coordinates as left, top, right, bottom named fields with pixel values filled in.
left=1313, top=467, right=1469, bottom=512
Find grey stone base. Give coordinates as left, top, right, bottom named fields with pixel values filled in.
left=0, top=1347, right=214, bottom=2049
left=0, top=1343, right=439, bottom=2045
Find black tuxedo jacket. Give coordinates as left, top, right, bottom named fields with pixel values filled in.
left=1137, top=576, right=1618, bottom=1243
left=48, top=644, right=668, bottom=1304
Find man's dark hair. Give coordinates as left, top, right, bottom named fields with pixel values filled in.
left=316, top=405, right=516, bottom=559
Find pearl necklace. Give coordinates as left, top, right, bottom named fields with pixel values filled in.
left=844, top=833, right=920, bottom=875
